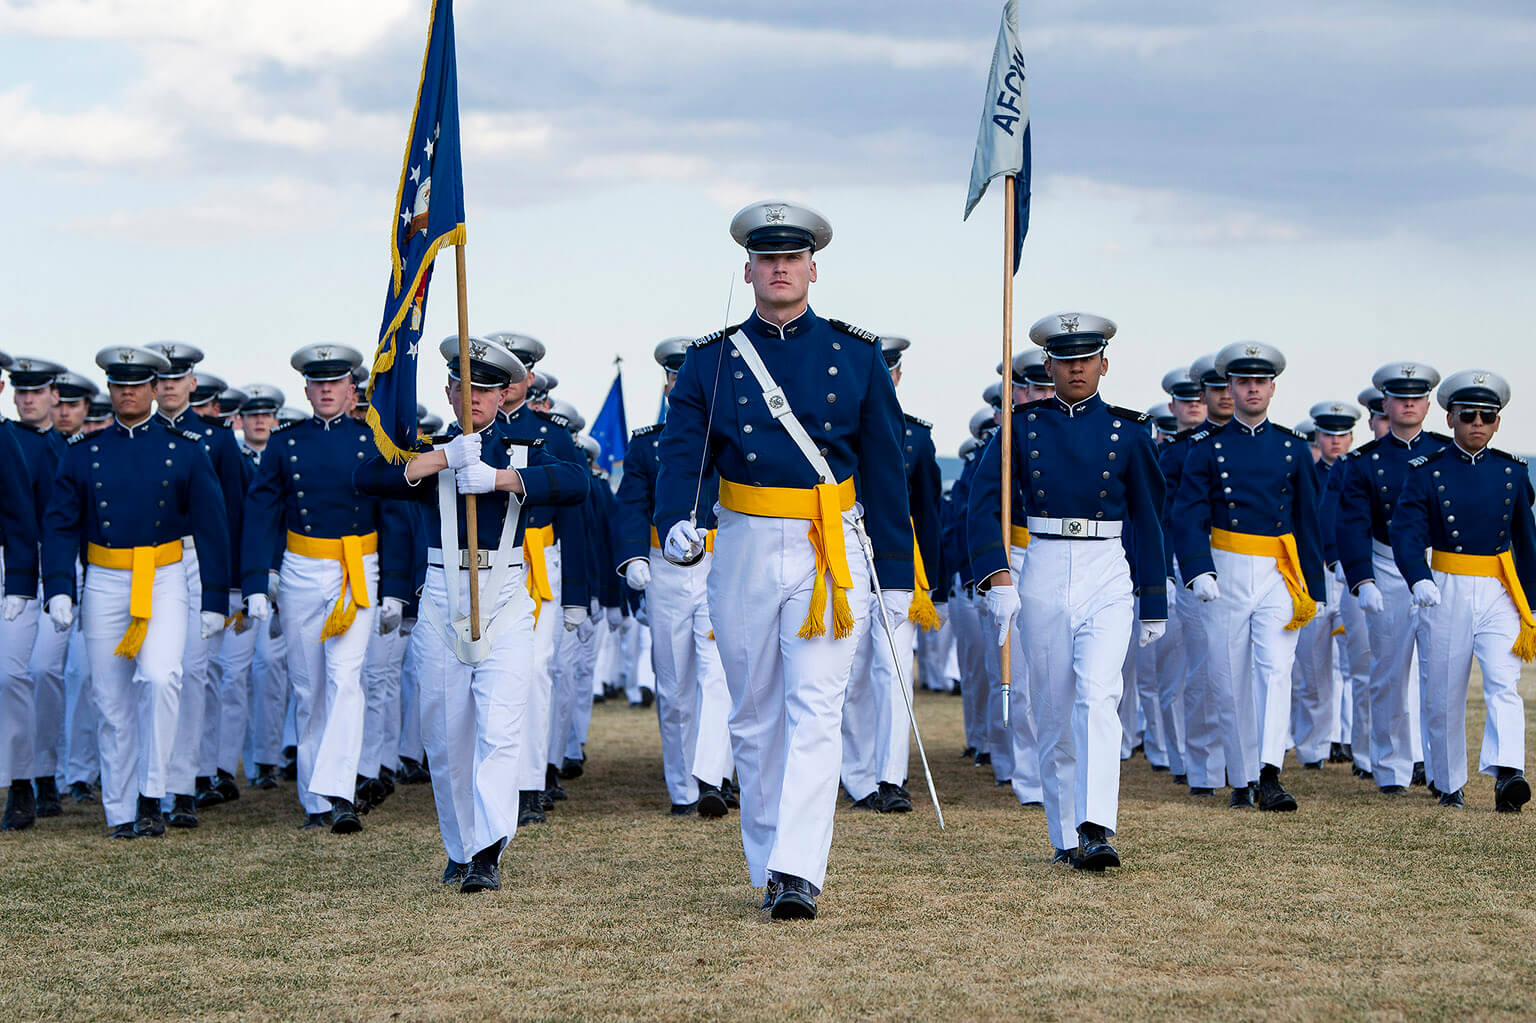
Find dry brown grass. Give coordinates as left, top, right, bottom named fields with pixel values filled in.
left=2, top=670, right=1535, bottom=1023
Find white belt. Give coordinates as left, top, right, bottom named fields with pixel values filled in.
left=182, top=536, right=196, bottom=550
left=1371, top=539, right=1393, bottom=560
left=426, top=547, right=522, bottom=569
left=1026, top=516, right=1123, bottom=539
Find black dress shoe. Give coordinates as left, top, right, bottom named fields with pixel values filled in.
left=559, top=757, right=584, bottom=780
left=329, top=798, right=362, bottom=833
left=517, top=791, right=546, bottom=826
left=1073, top=823, right=1120, bottom=871
left=696, top=781, right=729, bottom=818
left=1428, top=781, right=1442, bottom=798
left=461, top=844, right=502, bottom=894
left=1150, top=764, right=1170, bottom=773
left=166, top=794, right=199, bottom=828
left=1228, top=784, right=1255, bottom=809
left=1022, top=800, right=1044, bottom=809
left=875, top=781, right=912, bottom=814
left=1411, top=762, right=1427, bottom=787
left=1258, top=774, right=1298, bottom=812
left=3, top=780, right=37, bottom=831
left=769, top=875, right=818, bottom=920
left=378, top=767, right=396, bottom=797
left=639, top=686, right=655, bottom=708
left=69, top=781, right=96, bottom=804
left=1353, top=766, right=1374, bottom=780
left=721, top=778, right=740, bottom=809
left=280, top=748, right=298, bottom=781
left=760, top=879, right=783, bottom=911
left=194, top=775, right=223, bottom=809
left=1438, top=789, right=1465, bottom=808
left=213, top=769, right=240, bottom=803
left=544, top=765, right=567, bottom=802
left=1051, top=848, right=1074, bottom=865
left=960, top=746, right=978, bottom=759
left=1341, top=743, right=1354, bottom=761
left=251, top=765, right=280, bottom=790
left=1379, top=785, right=1407, bottom=796
left=1173, top=774, right=1188, bottom=786
left=34, top=777, right=62, bottom=817
left=353, top=775, right=379, bottom=814
left=975, top=751, right=991, bottom=767
left=539, top=790, right=555, bottom=811
left=442, top=860, right=470, bottom=884
left=1495, top=770, right=1531, bottom=813
left=669, top=801, right=698, bottom=817
left=1189, top=786, right=1214, bottom=797
left=398, top=757, right=430, bottom=785
left=109, top=823, right=137, bottom=840
left=1328, top=742, right=1349, bottom=764
left=301, top=811, right=331, bottom=830
left=1301, top=760, right=1323, bottom=771
left=848, top=792, right=878, bottom=811
left=134, top=795, right=166, bottom=836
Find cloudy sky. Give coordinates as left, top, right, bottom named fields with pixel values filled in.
left=4, top=0, right=1534, bottom=454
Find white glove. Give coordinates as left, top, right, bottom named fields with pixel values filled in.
left=455, top=461, right=496, bottom=495
left=563, top=605, right=588, bottom=632
left=1191, top=573, right=1220, bottom=603
left=1, top=595, right=29, bottom=622
left=1138, top=620, right=1167, bottom=647
left=199, top=611, right=226, bottom=640
left=606, top=607, right=622, bottom=628
left=624, top=559, right=651, bottom=591
left=246, top=593, right=272, bottom=621
left=664, top=520, right=705, bottom=564
left=1356, top=580, right=1385, bottom=614
left=880, top=589, right=912, bottom=626
left=46, top=595, right=74, bottom=632
left=377, top=596, right=405, bottom=634
left=983, top=583, right=1020, bottom=648
left=1411, top=579, right=1441, bottom=609
left=443, top=431, right=481, bottom=470
left=576, top=616, right=596, bottom=642
left=1165, top=578, right=1178, bottom=611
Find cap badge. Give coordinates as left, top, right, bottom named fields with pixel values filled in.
left=1402, top=365, right=1416, bottom=377
left=16, top=359, right=32, bottom=370
left=1059, top=315, right=1079, bottom=333
left=316, top=346, right=333, bottom=360
left=1331, top=403, right=1344, bottom=413
left=1474, top=372, right=1488, bottom=384
left=121, top=350, right=135, bottom=363
left=1245, top=344, right=1260, bottom=357
left=469, top=340, right=488, bottom=359
left=764, top=205, right=786, bottom=224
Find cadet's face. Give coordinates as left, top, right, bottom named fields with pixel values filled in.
left=155, top=374, right=194, bottom=414
left=52, top=398, right=86, bottom=435
left=1045, top=353, right=1106, bottom=402
left=1202, top=384, right=1234, bottom=420
left=1024, top=382, right=1055, bottom=402
left=305, top=377, right=352, bottom=418
left=890, top=365, right=903, bottom=388
left=14, top=386, right=57, bottom=426
left=745, top=251, right=816, bottom=313
left=1229, top=375, right=1275, bottom=416
left=1172, top=396, right=1206, bottom=429
left=1370, top=412, right=1390, bottom=438
left=243, top=411, right=276, bottom=446
left=109, top=381, right=155, bottom=421
left=1449, top=405, right=1499, bottom=452
left=1385, top=394, right=1428, bottom=430
left=1011, top=382, right=1028, bottom=405
left=500, top=372, right=531, bottom=410
left=446, top=380, right=506, bottom=432
left=664, top=369, right=679, bottom=397
left=1317, top=432, right=1352, bottom=461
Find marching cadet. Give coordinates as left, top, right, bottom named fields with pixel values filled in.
left=1291, top=401, right=1364, bottom=770
left=52, top=372, right=102, bottom=804
left=970, top=312, right=1166, bottom=870
left=1173, top=342, right=1323, bottom=812
left=1391, top=370, right=1531, bottom=812
left=614, top=337, right=733, bottom=817
left=947, top=410, right=996, bottom=765
left=1338, top=362, right=1447, bottom=795
left=83, top=399, right=113, bottom=435
left=483, top=331, right=590, bottom=824
left=240, top=344, right=412, bottom=832
left=1132, top=400, right=1179, bottom=774
left=1359, top=387, right=1390, bottom=440
left=0, top=352, right=42, bottom=831
left=654, top=200, right=913, bottom=919
left=42, top=345, right=230, bottom=839
left=52, top=372, right=97, bottom=439
left=145, top=342, right=246, bottom=825
left=356, top=337, right=587, bottom=892
left=1168, top=355, right=1232, bottom=797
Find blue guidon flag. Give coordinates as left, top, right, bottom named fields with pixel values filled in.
left=589, top=368, right=629, bottom=473
left=964, top=0, right=1031, bottom=273
left=366, top=0, right=466, bottom=463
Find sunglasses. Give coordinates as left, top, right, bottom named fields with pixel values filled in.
left=1457, top=409, right=1499, bottom=425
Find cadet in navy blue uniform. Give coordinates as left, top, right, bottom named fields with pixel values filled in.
left=240, top=344, right=412, bottom=833
left=947, top=410, right=997, bottom=766
left=0, top=358, right=42, bottom=831
left=357, top=337, right=587, bottom=892
left=1173, top=341, right=1323, bottom=812
left=1391, top=370, right=1531, bottom=812
left=614, top=337, right=732, bottom=817
left=1337, top=362, right=1448, bottom=794
left=43, top=345, right=230, bottom=840
left=970, top=313, right=1166, bottom=870
left=654, top=200, right=912, bottom=920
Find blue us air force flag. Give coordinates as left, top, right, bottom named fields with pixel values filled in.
left=590, top=370, right=629, bottom=473
left=366, top=0, right=467, bottom=463
left=963, top=0, right=1031, bottom=274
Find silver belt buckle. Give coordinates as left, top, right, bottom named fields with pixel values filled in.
left=1060, top=517, right=1091, bottom=537
left=459, top=550, right=491, bottom=569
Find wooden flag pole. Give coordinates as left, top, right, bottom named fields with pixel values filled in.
left=455, top=243, right=482, bottom=640
left=999, top=175, right=1015, bottom=729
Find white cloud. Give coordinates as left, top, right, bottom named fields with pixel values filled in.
left=0, top=84, right=175, bottom=165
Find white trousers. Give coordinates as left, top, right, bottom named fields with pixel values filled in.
left=593, top=621, right=620, bottom=695
left=650, top=550, right=729, bottom=804
left=1205, top=548, right=1300, bottom=782
left=1335, top=568, right=1373, bottom=770
left=1178, top=561, right=1226, bottom=789
left=841, top=590, right=888, bottom=801
left=1291, top=572, right=1343, bottom=765
left=1020, top=538, right=1133, bottom=850
left=279, top=550, right=377, bottom=813
left=62, top=622, right=99, bottom=785
left=216, top=594, right=259, bottom=776
left=623, top=619, right=654, bottom=703
left=709, top=508, right=870, bottom=892
left=29, top=580, right=70, bottom=779
left=1419, top=572, right=1527, bottom=794
left=917, top=614, right=956, bottom=692
left=548, top=613, right=597, bottom=770
left=397, top=627, right=424, bottom=765
left=245, top=614, right=290, bottom=773
left=950, top=586, right=990, bottom=753
left=1364, top=548, right=1428, bottom=788
left=83, top=561, right=188, bottom=827
left=167, top=544, right=223, bottom=795
left=361, top=627, right=407, bottom=778
left=195, top=590, right=240, bottom=778
left=988, top=546, right=1042, bottom=804
left=518, top=544, right=560, bottom=791
left=416, top=565, right=534, bottom=865
left=0, top=560, right=40, bottom=788
left=1149, top=587, right=1187, bottom=776
left=1132, top=607, right=1166, bottom=766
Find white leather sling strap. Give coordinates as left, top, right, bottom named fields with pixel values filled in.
left=728, top=329, right=838, bottom=485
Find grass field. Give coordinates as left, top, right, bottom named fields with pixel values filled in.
left=3, top=674, right=1534, bottom=1022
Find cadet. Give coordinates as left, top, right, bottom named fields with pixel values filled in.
left=1391, top=370, right=1531, bottom=812
left=42, top=345, right=230, bottom=838
left=1338, top=362, right=1447, bottom=794
left=52, top=372, right=97, bottom=439
left=654, top=200, right=912, bottom=919
left=971, top=313, right=1166, bottom=870
left=1358, top=387, right=1390, bottom=440
left=240, top=344, right=412, bottom=832
left=0, top=352, right=42, bottom=831
left=947, top=410, right=997, bottom=765
left=356, top=336, right=587, bottom=892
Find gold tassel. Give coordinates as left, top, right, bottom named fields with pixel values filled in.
left=799, top=575, right=829, bottom=639
left=1331, top=624, right=1345, bottom=636
left=832, top=586, right=855, bottom=640
left=530, top=599, right=542, bottom=627
left=908, top=588, right=942, bottom=632
left=1284, top=590, right=1318, bottom=631
left=114, top=617, right=148, bottom=659
left=225, top=611, right=245, bottom=629
left=320, top=596, right=357, bottom=640
left=707, top=630, right=714, bottom=641
left=1512, top=621, right=1536, bottom=663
